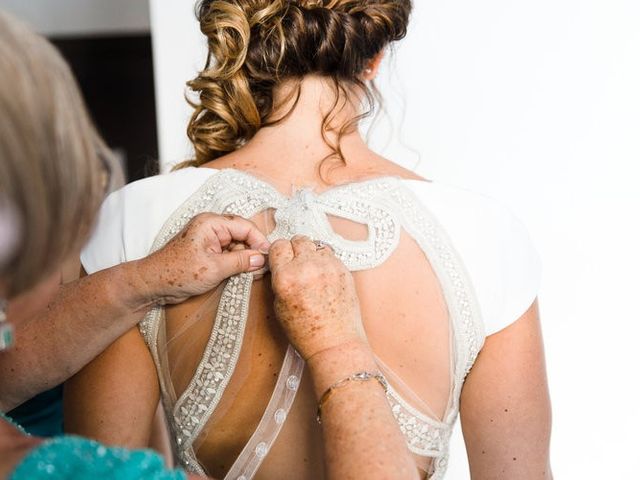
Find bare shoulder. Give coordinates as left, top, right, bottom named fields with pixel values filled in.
left=334, top=153, right=428, bottom=182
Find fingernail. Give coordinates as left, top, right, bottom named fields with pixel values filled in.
left=258, top=242, right=271, bottom=255
left=250, top=254, right=266, bottom=268
left=251, top=266, right=269, bottom=277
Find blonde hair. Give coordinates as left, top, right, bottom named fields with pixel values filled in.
left=181, top=0, right=412, bottom=169
left=0, top=11, right=112, bottom=297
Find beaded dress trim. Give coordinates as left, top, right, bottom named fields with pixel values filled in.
left=139, top=169, right=485, bottom=479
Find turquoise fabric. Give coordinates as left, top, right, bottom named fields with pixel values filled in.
left=1, top=413, right=186, bottom=480
left=10, top=436, right=187, bottom=480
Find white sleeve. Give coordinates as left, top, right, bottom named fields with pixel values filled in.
left=80, top=187, right=128, bottom=274
left=406, top=180, right=542, bottom=337
left=481, top=202, right=543, bottom=336
left=80, top=168, right=217, bottom=275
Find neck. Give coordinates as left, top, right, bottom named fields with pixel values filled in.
left=240, top=76, right=372, bottom=175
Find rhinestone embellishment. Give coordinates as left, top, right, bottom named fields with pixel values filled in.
left=387, top=389, right=449, bottom=456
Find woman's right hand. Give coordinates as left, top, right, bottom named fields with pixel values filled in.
left=135, top=213, right=270, bottom=306
left=269, top=236, right=366, bottom=361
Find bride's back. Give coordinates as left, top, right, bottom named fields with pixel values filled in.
left=156, top=161, right=456, bottom=479
left=83, top=1, right=478, bottom=477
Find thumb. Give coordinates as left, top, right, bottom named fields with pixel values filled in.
left=215, top=249, right=266, bottom=279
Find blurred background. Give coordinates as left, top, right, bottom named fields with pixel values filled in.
left=0, top=0, right=158, bottom=181
left=1, top=0, right=639, bottom=477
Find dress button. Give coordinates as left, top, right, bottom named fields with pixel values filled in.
left=255, top=442, right=268, bottom=458
left=274, top=408, right=287, bottom=424
left=286, top=375, right=300, bottom=391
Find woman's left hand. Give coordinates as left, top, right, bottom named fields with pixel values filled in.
left=135, top=213, right=270, bottom=306
left=269, top=236, right=366, bottom=361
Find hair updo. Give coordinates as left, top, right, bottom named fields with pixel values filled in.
left=182, top=0, right=412, bottom=168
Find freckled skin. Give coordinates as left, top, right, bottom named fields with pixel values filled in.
left=139, top=213, right=269, bottom=305
left=269, top=236, right=364, bottom=361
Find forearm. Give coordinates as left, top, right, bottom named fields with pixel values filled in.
left=0, top=261, right=154, bottom=410
left=308, top=341, right=419, bottom=480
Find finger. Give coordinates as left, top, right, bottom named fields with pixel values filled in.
left=217, top=215, right=270, bottom=253
left=319, top=241, right=335, bottom=254
left=317, top=245, right=337, bottom=259
left=212, top=222, right=233, bottom=250
left=268, top=239, right=294, bottom=273
left=291, top=235, right=316, bottom=257
left=203, top=227, right=223, bottom=254
left=215, top=249, right=266, bottom=279
left=251, top=266, right=269, bottom=281
left=228, top=242, right=247, bottom=252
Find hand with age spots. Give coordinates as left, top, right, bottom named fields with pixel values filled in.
left=136, top=213, right=270, bottom=306
left=269, top=236, right=367, bottom=361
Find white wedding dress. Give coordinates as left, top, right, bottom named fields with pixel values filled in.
left=81, top=167, right=541, bottom=479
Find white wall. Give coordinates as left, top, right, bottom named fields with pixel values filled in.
left=150, top=1, right=640, bottom=478
left=0, top=0, right=149, bottom=36
left=148, top=0, right=205, bottom=171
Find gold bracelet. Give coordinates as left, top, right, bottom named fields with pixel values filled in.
left=316, top=371, right=389, bottom=424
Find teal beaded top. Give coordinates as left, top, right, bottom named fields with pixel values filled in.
left=1, top=412, right=187, bottom=480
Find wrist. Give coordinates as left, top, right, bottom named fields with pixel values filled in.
left=306, top=339, right=379, bottom=399
left=306, top=338, right=371, bottom=365
left=316, top=371, right=389, bottom=424
left=113, top=259, right=161, bottom=313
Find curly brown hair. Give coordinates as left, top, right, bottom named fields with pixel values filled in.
left=181, top=0, right=412, bottom=169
